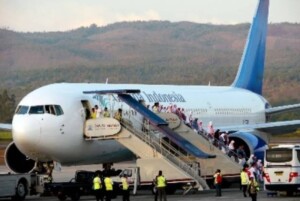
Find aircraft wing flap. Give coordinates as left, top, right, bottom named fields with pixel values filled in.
left=266, top=103, right=300, bottom=115
left=0, top=123, right=12, bottom=131
left=218, top=120, right=300, bottom=135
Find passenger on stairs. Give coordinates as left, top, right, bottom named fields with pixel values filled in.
left=227, top=140, right=237, bottom=161
left=95, top=105, right=102, bottom=118
left=191, top=118, right=199, bottom=132
left=114, top=108, right=123, bottom=122
left=91, top=108, right=97, bottom=119
left=103, top=107, right=111, bottom=118
left=196, top=120, right=204, bottom=133
left=152, top=102, right=160, bottom=113
left=207, top=121, right=215, bottom=143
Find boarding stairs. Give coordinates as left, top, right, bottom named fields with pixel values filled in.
left=158, top=113, right=243, bottom=179
left=83, top=90, right=214, bottom=191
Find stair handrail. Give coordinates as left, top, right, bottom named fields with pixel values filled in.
left=121, top=117, right=209, bottom=189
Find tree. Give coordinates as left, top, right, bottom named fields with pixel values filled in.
left=0, top=90, right=16, bottom=123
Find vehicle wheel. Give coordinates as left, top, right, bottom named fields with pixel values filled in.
left=57, top=191, right=67, bottom=201
left=13, top=181, right=27, bottom=201
left=166, top=187, right=176, bottom=195
left=286, top=191, right=294, bottom=196
left=151, top=186, right=157, bottom=195
left=71, top=191, right=80, bottom=201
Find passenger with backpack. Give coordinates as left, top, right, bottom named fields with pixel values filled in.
left=213, top=169, right=222, bottom=197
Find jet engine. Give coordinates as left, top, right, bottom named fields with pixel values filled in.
left=228, top=132, right=268, bottom=160
left=4, top=142, right=36, bottom=173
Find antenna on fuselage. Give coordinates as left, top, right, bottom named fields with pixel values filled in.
left=105, top=78, right=109, bottom=84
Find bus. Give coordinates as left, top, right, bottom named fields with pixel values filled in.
left=263, top=144, right=300, bottom=195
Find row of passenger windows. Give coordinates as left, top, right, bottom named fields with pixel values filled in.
left=15, top=105, right=64, bottom=116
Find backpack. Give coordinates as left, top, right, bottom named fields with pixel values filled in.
left=217, top=174, right=222, bottom=184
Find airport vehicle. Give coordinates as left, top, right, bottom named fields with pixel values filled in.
left=263, top=144, right=300, bottom=195
left=111, top=162, right=199, bottom=195
left=0, top=0, right=300, bottom=188
left=0, top=173, right=47, bottom=200
left=44, top=170, right=120, bottom=201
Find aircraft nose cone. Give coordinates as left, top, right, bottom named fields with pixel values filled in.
left=12, top=115, right=40, bottom=157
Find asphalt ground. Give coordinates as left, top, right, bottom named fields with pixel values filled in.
left=0, top=188, right=299, bottom=201
left=1, top=164, right=300, bottom=201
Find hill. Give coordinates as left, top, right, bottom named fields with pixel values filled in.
left=0, top=21, right=299, bottom=122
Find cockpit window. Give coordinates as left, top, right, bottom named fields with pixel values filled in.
left=54, top=105, right=64, bottom=116
left=44, top=105, right=64, bottom=116
left=29, top=106, right=44, bottom=114
left=15, top=105, right=29, bottom=114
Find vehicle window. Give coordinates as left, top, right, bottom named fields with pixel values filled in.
left=266, top=148, right=292, bottom=163
left=15, top=105, right=29, bottom=114
left=297, top=150, right=300, bottom=163
left=122, top=169, right=132, bottom=177
left=54, top=105, right=64, bottom=116
left=29, top=106, right=44, bottom=114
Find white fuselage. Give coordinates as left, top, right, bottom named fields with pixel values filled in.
left=12, top=83, right=268, bottom=165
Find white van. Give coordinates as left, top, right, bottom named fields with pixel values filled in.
left=263, top=144, right=300, bottom=195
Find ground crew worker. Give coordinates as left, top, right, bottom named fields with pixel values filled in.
left=103, top=107, right=110, bottom=118
left=104, top=175, right=113, bottom=201
left=93, top=171, right=103, bottom=201
left=241, top=167, right=249, bottom=197
left=248, top=176, right=259, bottom=201
left=120, top=174, right=130, bottom=201
left=213, top=169, right=222, bottom=197
left=155, top=170, right=167, bottom=201
left=114, top=108, right=123, bottom=122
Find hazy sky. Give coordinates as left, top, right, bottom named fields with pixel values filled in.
left=0, top=0, right=299, bottom=32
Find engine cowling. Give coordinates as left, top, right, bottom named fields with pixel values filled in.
left=5, top=142, right=36, bottom=173
left=228, top=132, right=268, bottom=160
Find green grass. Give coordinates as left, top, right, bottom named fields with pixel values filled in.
left=273, top=129, right=300, bottom=138
left=0, top=131, right=12, bottom=140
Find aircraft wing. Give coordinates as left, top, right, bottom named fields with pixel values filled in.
left=0, top=123, right=12, bottom=131
left=218, top=120, right=300, bottom=135
left=266, top=103, right=300, bottom=115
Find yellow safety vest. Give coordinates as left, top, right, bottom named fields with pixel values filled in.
left=91, top=112, right=97, bottom=119
left=114, top=112, right=122, bottom=121
left=240, top=171, right=249, bottom=185
left=93, top=176, right=101, bottom=190
left=121, top=177, right=129, bottom=190
left=157, top=176, right=166, bottom=188
left=103, top=111, right=110, bottom=117
left=104, top=177, right=113, bottom=191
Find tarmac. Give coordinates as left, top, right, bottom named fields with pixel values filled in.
left=1, top=163, right=300, bottom=201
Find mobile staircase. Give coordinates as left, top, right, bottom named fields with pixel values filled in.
left=83, top=89, right=215, bottom=191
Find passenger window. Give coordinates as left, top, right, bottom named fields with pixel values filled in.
left=29, top=106, right=44, bottom=114
left=297, top=150, right=300, bottom=162
left=15, top=105, right=29, bottom=114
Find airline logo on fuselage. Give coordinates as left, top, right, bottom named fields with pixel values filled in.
left=93, top=91, right=186, bottom=104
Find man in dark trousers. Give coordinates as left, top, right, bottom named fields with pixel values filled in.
left=213, top=169, right=222, bottom=197
left=93, top=171, right=103, bottom=201
left=155, top=170, right=167, bottom=201
left=120, top=174, right=130, bottom=201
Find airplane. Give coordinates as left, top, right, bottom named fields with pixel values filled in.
left=1, top=0, right=300, bottom=174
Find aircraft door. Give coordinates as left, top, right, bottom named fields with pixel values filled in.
left=81, top=100, right=92, bottom=121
